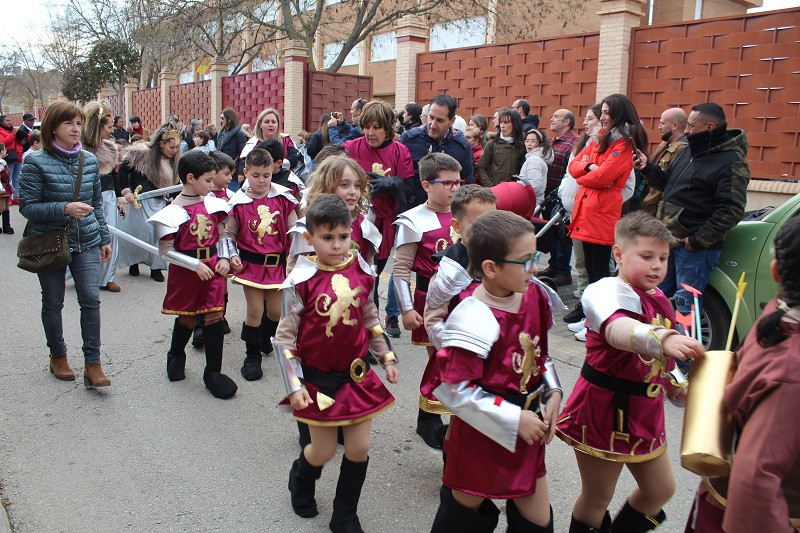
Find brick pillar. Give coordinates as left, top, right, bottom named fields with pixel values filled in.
left=33, top=99, right=43, bottom=118
left=395, top=15, right=428, bottom=107
left=209, top=58, right=228, bottom=131
left=596, top=0, right=646, bottom=100
left=123, top=81, right=137, bottom=121
left=159, top=69, right=178, bottom=123
left=283, top=40, right=307, bottom=135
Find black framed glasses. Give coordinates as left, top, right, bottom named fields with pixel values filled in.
left=495, top=252, right=541, bottom=273
left=428, top=179, right=465, bottom=191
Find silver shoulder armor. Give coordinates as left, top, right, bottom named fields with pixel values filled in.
left=542, top=355, right=562, bottom=399
left=360, top=216, right=382, bottom=253
left=272, top=338, right=305, bottom=397
left=148, top=204, right=189, bottom=240
left=355, top=252, right=376, bottom=277
left=441, top=297, right=500, bottom=359
left=203, top=195, right=231, bottom=214
left=433, top=381, right=521, bottom=453
left=529, top=276, right=568, bottom=320
left=394, top=204, right=441, bottom=247
left=582, top=277, right=642, bottom=333
left=228, top=189, right=253, bottom=206
left=426, top=256, right=472, bottom=309
left=280, top=255, right=317, bottom=289
left=288, top=218, right=313, bottom=257
left=269, top=182, right=299, bottom=204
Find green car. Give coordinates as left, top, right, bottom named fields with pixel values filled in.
left=701, top=192, right=800, bottom=349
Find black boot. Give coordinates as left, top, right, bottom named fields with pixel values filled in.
left=222, top=293, right=231, bottom=334
left=506, top=500, right=553, bottom=532
left=192, top=315, right=205, bottom=348
left=167, top=318, right=193, bottom=381
left=570, top=512, right=611, bottom=533
left=288, top=449, right=323, bottom=518
left=611, top=502, right=665, bottom=532
left=203, top=320, right=237, bottom=399
left=297, top=421, right=311, bottom=447
left=564, top=302, right=585, bottom=323
left=417, top=409, right=445, bottom=449
left=240, top=323, right=264, bottom=381
left=260, top=307, right=278, bottom=356
left=150, top=268, right=165, bottom=282
left=430, top=485, right=499, bottom=533
left=329, top=456, right=369, bottom=533
left=2, top=210, right=13, bottom=234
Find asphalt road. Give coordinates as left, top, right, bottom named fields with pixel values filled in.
left=0, top=208, right=701, bottom=532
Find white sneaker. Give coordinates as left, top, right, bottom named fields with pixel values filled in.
left=568, top=318, right=586, bottom=333
left=574, top=327, right=587, bottom=342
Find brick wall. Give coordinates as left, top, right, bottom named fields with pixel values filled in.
left=222, top=69, right=285, bottom=131
left=170, top=80, right=211, bottom=124
left=629, top=7, right=800, bottom=180
left=131, top=87, right=162, bottom=132
left=304, top=70, right=373, bottom=132
left=416, top=32, right=599, bottom=129
left=5, top=113, right=24, bottom=126
left=107, top=94, right=122, bottom=118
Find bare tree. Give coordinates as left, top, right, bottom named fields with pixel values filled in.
left=10, top=41, right=61, bottom=110
left=0, top=47, right=20, bottom=109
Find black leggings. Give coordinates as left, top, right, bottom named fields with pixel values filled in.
left=582, top=241, right=612, bottom=284
left=373, top=257, right=389, bottom=306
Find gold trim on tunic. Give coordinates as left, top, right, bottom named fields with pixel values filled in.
left=419, top=395, right=452, bottom=415
left=293, top=401, right=393, bottom=427
left=162, top=305, right=225, bottom=316
left=556, top=429, right=667, bottom=463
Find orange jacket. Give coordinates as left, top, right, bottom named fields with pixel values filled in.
left=567, top=132, right=633, bottom=246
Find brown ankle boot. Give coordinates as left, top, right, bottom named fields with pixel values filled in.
left=50, top=355, right=76, bottom=381
left=84, top=363, right=111, bottom=388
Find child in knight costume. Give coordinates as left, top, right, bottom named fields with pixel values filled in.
left=273, top=194, right=398, bottom=533
left=556, top=211, right=704, bottom=532
left=392, top=152, right=460, bottom=449
left=147, top=150, right=237, bottom=399
left=430, top=210, right=562, bottom=532
left=220, top=148, right=298, bottom=381
left=287, top=154, right=382, bottom=447
left=191, top=151, right=236, bottom=349
left=684, top=215, right=800, bottom=533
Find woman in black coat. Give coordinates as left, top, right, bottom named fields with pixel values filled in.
left=216, top=107, right=247, bottom=190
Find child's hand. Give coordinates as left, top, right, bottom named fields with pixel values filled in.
left=289, top=387, right=313, bottom=410
left=196, top=262, right=214, bottom=281
left=401, top=310, right=423, bottom=331
left=518, top=410, right=549, bottom=445
left=215, top=258, right=230, bottom=276
left=663, top=333, right=705, bottom=362
left=230, top=256, right=243, bottom=271
left=667, top=386, right=689, bottom=407
left=541, top=391, right=563, bottom=444
left=384, top=363, right=398, bottom=384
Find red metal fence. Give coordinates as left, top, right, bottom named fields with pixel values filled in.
left=304, top=69, right=373, bottom=132
left=170, top=80, right=211, bottom=127
left=222, top=69, right=285, bottom=131
left=131, top=87, right=161, bottom=132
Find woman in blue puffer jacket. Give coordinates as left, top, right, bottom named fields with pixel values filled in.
left=20, top=101, right=112, bottom=388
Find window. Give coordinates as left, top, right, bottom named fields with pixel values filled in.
left=323, top=41, right=360, bottom=68
left=370, top=31, right=396, bottom=62
left=179, top=72, right=194, bottom=84
left=324, top=0, right=344, bottom=5
left=429, top=16, right=486, bottom=51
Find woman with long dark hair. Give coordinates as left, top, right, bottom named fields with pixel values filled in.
left=19, top=101, right=112, bottom=387
left=305, top=113, right=332, bottom=164
left=118, top=124, right=180, bottom=282
left=216, top=108, right=248, bottom=189
left=475, top=108, right=526, bottom=186
left=568, top=94, right=648, bottom=285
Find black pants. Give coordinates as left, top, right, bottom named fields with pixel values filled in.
left=582, top=241, right=611, bottom=284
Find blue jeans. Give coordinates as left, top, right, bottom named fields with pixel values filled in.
left=659, top=246, right=722, bottom=323
left=8, top=161, right=22, bottom=199
left=385, top=272, right=399, bottom=317
left=547, top=234, right=572, bottom=275
left=37, top=248, right=102, bottom=363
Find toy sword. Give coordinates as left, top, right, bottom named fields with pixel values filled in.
left=132, top=184, right=184, bottom=208
left=107, top=225, right=200, bottom=271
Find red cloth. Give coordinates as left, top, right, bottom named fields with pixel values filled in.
left=0, top=126, right=22, bottom=161
left=471, top=143, right=483, bottom=167
left=684, top=483, right=726, bottom=533
left=557, top=285, right=676, bottom=461
left=281, top=256, right=394, bottom=425
left=437, top=283, right=552, bottom=499
left=229, top=194, right=295, bottom=289
left=344, top=138, right=414, bottom=259
left=567, top=133, right=633, bottom=246
left=161, top=203, right=227, bottom=315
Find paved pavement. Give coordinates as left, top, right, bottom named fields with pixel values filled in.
left=0, top=209, right=701, bottom=532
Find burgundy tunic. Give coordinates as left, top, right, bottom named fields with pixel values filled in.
left=229, top=192, right=296, bottom=289
left=437, top=282, right=552, bottom=499
left=211, top=188, right=232, bottom=201
left=344, top=137, right=414, bottom=259
left=557, top=285, right=676, bottom=462
left=410, top=210, right=454, bottom=346
left=161, top=202, right=227, bottom=315
left=281, top=254, right=394, bottom=425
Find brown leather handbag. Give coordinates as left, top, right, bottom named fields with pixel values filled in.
left=17, top=153, right=84, bottom=273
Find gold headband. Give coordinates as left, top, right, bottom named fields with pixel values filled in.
left=97, top=100, right=113, bottom=121
left=161, top=128, right=182, bottom=144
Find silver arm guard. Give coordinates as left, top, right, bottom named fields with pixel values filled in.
left=393, top=277, right=414, bottom=313
left=542, top=356, right=562, bottom=399
left=434, top=381, right=521, bottom=453
left=216, top=237, right=238, bottom=259
left=281, top=285, right=305, bottom=319
left=426, top=257, right=472, bottom=309
left=429, top=321, right=445, bottom=351
left=631, top=324, right=672, bottom=362
left=272, top=338, right=305, bottom=397
left=163, top=250, right=201, bottom=271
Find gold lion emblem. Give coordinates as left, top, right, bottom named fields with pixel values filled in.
left=315, top=274, right=363, bottom=337
left=248, top=205, right=279, bottom=245
left=189, top=214, right=214, bottom=246
left=512, top=332, right=541, bottom=394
